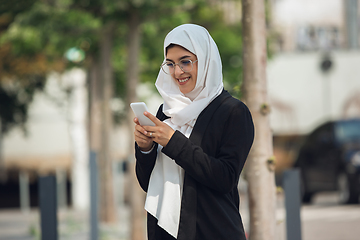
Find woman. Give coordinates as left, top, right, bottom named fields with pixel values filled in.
left=134, top=24, right=254, bottom=240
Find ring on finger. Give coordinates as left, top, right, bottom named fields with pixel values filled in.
left=149, top=132, right=153, bottom=137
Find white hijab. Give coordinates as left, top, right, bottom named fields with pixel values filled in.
left=144, top=24, right=224, bottom=238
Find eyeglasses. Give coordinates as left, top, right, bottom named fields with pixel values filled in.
left=161, top=59, right=198, bottom=75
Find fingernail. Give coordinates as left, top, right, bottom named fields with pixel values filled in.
left=144, top=131, right=147, bottom=134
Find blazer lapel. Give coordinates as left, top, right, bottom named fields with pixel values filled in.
left=189, top=90, right=231, bottom=146
left=177, top=90, right=231, bottom=240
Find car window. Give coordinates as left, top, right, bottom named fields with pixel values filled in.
left=335, top=120, right=360, bottom=143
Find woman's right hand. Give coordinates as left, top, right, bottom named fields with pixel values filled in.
left=134, top=117, right=154, bottom=151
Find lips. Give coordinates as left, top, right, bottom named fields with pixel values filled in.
left=177, top=77, right=190, bottom=85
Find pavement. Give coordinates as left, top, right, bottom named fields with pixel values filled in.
left=239, top=191, right=360, bottom=240
left=301, top=193, right=360, bottom=240
left=0, top=205, right=131, bottom=240
left=1, top=192, right=360, bottom=240
left=0, top=193, right=283, bottom=240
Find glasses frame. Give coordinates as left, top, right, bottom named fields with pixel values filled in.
left=161, top=59, right=198, bottom=75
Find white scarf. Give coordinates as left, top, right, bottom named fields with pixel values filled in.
left=144, top=24, right=224, bottom=238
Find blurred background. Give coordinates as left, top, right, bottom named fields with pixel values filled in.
left=0, top=0, right=360, bottom=240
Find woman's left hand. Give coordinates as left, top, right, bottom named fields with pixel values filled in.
left=142, top=112, right=175, bottom=147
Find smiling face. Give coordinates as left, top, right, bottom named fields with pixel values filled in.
left=166, top=45, right=198, bottom=94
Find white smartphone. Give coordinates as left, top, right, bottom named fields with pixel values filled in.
left=130, top=102, right=155, bottom=126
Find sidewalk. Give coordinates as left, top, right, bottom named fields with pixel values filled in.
left=0, top=194, right=286, bottom=240
left=0, top=205, right=130, bottom=240
left=3, top=192, right=358, bottom=240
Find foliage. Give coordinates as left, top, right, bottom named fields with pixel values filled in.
left=0, top=0, right=251, bottom=132
left=0, top=0, right=45, bottom=134
left=0, top=0, right=100, bottom=134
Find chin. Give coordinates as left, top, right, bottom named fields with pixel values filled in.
left=179, top=88, right=191, bottom=94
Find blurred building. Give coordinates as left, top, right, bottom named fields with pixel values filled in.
left=0, top=69, right=89, bottom=209
left=0, top=68, right=160, bottom=210
left=267, top=0, right=360, bottom=177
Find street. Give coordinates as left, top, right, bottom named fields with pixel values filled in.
left=0, top=192, right=359, bottom=240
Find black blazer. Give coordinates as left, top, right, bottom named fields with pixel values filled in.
left=135, top=90, right=254, bottom=240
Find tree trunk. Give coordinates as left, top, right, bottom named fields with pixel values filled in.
left=0, top=118, right=6, bottom=183
left=100, top=21, right=117, bottom=223
left=89, top=58, right=101, bottom=154
left=241, top=1, right=276, bottom=240
left=126, top=8, right=146, bottom=240
left=89, top=21, right=117, bottom=223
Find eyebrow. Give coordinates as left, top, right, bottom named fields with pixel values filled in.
left=166, top=55, right=193, bottom=62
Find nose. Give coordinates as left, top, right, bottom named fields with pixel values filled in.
left=174, top=64, right=184, bottom=76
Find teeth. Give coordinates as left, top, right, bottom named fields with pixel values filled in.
left=179, top=77, right=189, bottom=83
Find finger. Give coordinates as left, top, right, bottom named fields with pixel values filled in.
left=143, top=125, right=154, bottom=130
left=135, top=130, right=150, bottom=141
left=148, top=132, right=155, bottom=138
left=134, top=117, right=140, bottom=125
left=135, top=124, right=149, bottom=135
left=139, top=128, right=155, bottom=138
left=144, top=112, right=163, bottom=126
left=134, top=131, right=153, bottom=148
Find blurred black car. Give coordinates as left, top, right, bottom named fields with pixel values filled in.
left=294, top=118, right=360, bottom=204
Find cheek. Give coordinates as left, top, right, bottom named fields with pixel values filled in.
left=193, top=65, right=198, bottom=79
left=171, top=74, right=180, bottom=87
left=192, top=70, right=198, bottom=83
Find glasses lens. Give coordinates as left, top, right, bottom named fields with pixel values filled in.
left=162, top=62, right=174, bottom=74
left=161, top=60, right=195, bottom=74
left=180, top=60, right=193, bottom=72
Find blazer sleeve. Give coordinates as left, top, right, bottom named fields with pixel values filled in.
left=135, top=104, right=168, bottom=192
left=135, top=142, right=158, bottom=192
left=161, top=101, right=254, bottom=194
